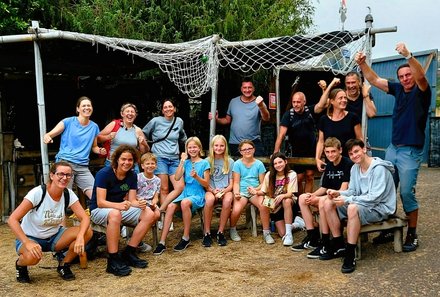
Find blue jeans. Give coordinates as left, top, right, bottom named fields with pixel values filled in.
left=385, top=144, right=423, bottom=213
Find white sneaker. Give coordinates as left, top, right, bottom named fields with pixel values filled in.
left=138, top=241, right=152, bottom=253
left=120, top=226, right=128, bottom=238
left=157, top=220, right=173, bottom=231
left=229, top=229, right=241, bottom=242
left=292, top=216, right=306, bottom=231
left=264, top=233, right=275, bottom=244
left=282, top=234, right=294, bottom=246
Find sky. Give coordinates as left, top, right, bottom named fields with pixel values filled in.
left=311, top=0, right=440, bottom=59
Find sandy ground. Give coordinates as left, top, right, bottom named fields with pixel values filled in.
left=0, top=166, right=439, bottom=297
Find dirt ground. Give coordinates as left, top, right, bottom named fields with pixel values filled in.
left=0, top=166, right=439, bottom=297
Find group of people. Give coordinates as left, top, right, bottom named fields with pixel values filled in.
left=8, top=42, right=430, bottom=281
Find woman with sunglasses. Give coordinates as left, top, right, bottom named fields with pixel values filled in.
left=8, top=161, right=93, bottom=283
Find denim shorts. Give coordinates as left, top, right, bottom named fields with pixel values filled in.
left=155, top=156, right=180, bottom=175
left=15, top=226, right=66, bottom=254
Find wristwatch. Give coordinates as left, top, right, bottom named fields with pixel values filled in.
left=405, top=52, right=413, bottom=60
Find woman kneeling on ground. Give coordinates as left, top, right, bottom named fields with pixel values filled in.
left=8, top=161, right=93, bottom=283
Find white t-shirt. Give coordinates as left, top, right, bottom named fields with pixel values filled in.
left=20, top=186, right=78, bottom=238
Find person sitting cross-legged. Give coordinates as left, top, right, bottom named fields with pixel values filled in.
left=323, top=139, right=396, bottom=273
left=291, top=137, right=353, bottom=258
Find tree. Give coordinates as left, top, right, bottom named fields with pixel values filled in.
left=1, top=0, right=315, bottom=42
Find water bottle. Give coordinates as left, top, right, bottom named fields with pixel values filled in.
left=270, top=220, right=276, bottom=233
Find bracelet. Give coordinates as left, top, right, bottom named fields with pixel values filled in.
left=405, top=52, right=413, bottom=60
left=363, top=95, right=370, bottom=99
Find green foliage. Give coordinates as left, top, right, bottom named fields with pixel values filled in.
left=0, top=0, right=31, bottom=34
left=1, top=0, right=315, bottom=42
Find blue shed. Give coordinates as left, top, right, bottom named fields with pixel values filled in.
left=367, top=49, right=438, bottom=164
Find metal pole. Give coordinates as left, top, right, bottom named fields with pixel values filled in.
left=209, top=35, right=221, bottom=142
left=209, top=72, right=219, bottom=142
left=274, top=68, right=281, bottom=133
left=362, top=10, right=374, bottom=142
left=32, top=21, right=50, bottom=183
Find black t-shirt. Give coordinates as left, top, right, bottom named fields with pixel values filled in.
left=280, top=104, right=321, bottom=157
left=318, top=112, right=360, bottom=156
left=321, top=156, right=353, bottom=190
left=346, top=93, right=373, bottom=120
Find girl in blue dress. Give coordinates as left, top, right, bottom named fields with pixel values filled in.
left=153, top=137, right=210, bottom=254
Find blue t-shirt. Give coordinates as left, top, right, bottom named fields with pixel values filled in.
left=90, top=166, right=137, bottom=211
left=55, top=117, right=100, bottom=165
left=232, top=159, right=266, bottom=195
left=227, top=96, right=262, bottom=144
left=388, top=81, right=431, bottom=147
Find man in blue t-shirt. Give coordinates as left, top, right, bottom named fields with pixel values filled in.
left=210, top=78, right=270, bottom=156
left=356, top=42, right=431, bottom=252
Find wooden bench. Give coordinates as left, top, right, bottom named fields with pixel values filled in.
left=354, top=215, right=407, bottom=260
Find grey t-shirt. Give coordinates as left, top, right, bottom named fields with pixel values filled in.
left=227, top=96, right=262, bottom=144
left=142, top=116, right=187, bottom=159
left=209, top=157, right=235, bottom=189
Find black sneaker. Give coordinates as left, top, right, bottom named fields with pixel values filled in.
left=174, top=238, right=190, bottom=252
left=291, top=236, right=317, bottom=251
left=319, top=247, right=346, bottom=260
left=53, top=250, right=66, bottom=262
left=202, top=233, right=213, bottom=247
left=153, top=243, right=166, bottom=255
left=307, top=246, right=325, bottom=259
left=372, top=230, right=394, bottom=245
left=217, top=232, right=227, bottom=246
left=16, top=260, right=30, bottom=283
left=341, top=256, right=356, bottom=273
left=106, top=256, right=132, bottom=277
left=403, top=234, right=419, bottom=252
left=122, top=250, right=148, bottom=268
left=57, top=263, right=75, bottom=281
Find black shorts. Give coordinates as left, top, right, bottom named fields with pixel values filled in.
left=293, top=164, right=316, bottom=175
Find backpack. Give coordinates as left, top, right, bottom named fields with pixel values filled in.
left=289, top=105, right=316, bottom=129
left=284, top=106, right=317, bottom=157
left=34, top=184, right=70, bottom=214
left=99, top=119, right=122, bottom=158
